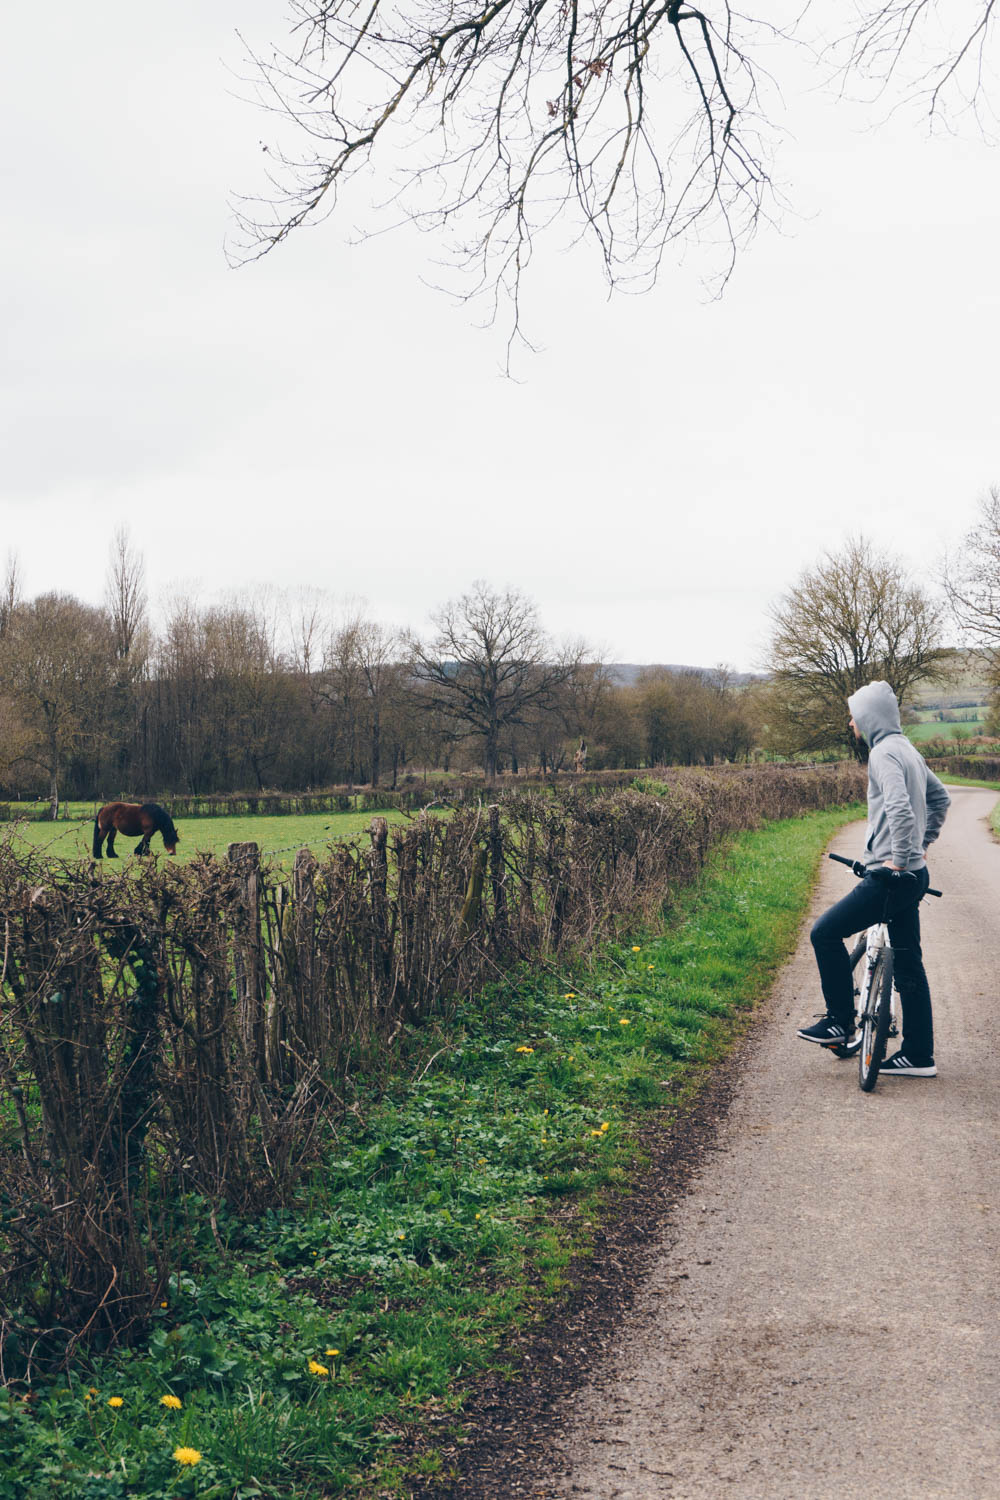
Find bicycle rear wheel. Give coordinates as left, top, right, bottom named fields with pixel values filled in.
left=859, top=947, right=894, bottom=1092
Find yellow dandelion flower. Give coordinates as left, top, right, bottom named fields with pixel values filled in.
left=107, top=1397, right=123, bottom=1409
left=173, top=1447, right=202, bottom=1466
left=631, top=946, right=641, bottom=952
left=515, top=1045, right=534, bottom=1054
left=544, top=1109, right=549, bottom=1115
left=647, top=963, right=654, bottom=970
left=477, top=1157, right=487, bottom=1165
left=308, top=1360, right=329, bottom=1377
left=619, top=1017, right=630, bottom=1026
left=84, top=1394, right=93, bottom=1403
left=564, top=992, right=576, bottom=999
left=590, top=1129, right=603, bottom=1137
left=160, top=1301, right=168, bottom=1308
left=160, top=1394, right=182, bottom=1410
left=601, top=1122, right=610, bottom=1131
left=325, top=1348, right=340, bottom=1358
left=88, top=1387, right=98, bottom=1396
left=397, top=1231, right=405, bottom=1240
left=568, top=1054, right=575, bottom=1062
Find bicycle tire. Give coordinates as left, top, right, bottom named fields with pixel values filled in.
left=859, top=947, right=894, bottom=1092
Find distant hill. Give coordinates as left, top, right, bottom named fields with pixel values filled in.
left=908, top=648, right=992, bottom=709
left=607, top=664, right=765, bottom=688
left=605, top=652, right=989, bottom=705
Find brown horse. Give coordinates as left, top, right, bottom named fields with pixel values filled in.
left=93, top=802, right=180, bottom=859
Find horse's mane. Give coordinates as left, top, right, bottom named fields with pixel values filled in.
left=140, top=802, right=180, bottom=844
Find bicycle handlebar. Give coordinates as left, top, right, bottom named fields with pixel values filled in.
left=828, top=851, right=941, bottom=897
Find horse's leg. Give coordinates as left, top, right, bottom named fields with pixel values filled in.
left=106, top=828, right=118, bottom=858
left=92, top=817, right=104, bottom=859
left=136, top=835, right=150, bottom=856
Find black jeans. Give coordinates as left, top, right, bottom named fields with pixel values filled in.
left=810, top=867, right=933, bottom=1063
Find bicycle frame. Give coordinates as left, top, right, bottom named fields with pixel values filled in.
left=855, top=922, right=896, bottom=1037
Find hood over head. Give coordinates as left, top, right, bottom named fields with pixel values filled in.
left=847, top=680, right=902, bottom=747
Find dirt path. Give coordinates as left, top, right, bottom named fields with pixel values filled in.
left=537, top=785, right=1000, bottom=1499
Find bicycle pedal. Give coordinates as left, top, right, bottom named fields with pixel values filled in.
left=824, top=1039, right=862, bottom=1059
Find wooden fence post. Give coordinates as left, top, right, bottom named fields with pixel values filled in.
left=293, top=847, right=319, bottom=1055
left=488, top=804, right=509, bottom=947
left=228, top=841, right=265, bottom=1075
left=368, top=817, right=391, bottom=1027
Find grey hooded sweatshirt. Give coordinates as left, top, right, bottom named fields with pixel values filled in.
left=847, top=680, right=950, bottom=872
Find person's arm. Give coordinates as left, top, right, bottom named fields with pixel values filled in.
left=923, top=768, right=951, bottom=853
left=878, top=747, right=918, bottom=870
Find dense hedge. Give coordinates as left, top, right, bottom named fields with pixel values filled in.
left=0, top=764, right=863, bottom=1358
left=0, top=771, right=646, bottom=823
left=924, top=755, right=1000, bottom=781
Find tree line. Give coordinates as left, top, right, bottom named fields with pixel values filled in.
left=0, top=535, right=762, bottom=814
left=6, top=503, right=1000, bottom=815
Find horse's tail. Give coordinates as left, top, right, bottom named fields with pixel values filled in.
left=92, top=814, right=103, bottom=859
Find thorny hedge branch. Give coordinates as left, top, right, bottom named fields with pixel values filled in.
left=1, top=765, right=864, bottom=1363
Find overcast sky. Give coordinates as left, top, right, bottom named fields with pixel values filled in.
left=1, top=3, right=997, bottom=670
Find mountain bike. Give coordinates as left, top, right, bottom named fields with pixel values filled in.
left=827, top=854, right=942, bottom=1092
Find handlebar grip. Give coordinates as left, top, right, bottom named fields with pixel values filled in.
left=828, top=851, right=943, bottom=897
left=828, top=852, right=867, bottom=877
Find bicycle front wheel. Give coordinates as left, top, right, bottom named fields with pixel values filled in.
left=859, top=947, right=894, bottom=1092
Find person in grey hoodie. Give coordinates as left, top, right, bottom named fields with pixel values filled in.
left=797, top=680, right=950, bottom=1076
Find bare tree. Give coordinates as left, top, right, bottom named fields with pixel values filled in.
left=346, top=616, right=404, bottom=788
left=105, top=526, right=147, bottom=663
left=408, top=581, right=582, bottom=781
left=841, top=3, right=1000, bottom=127
left=944, top=484, right=1000, bottom=669
left=0, top=551, right=22, bottom=639
left=0, top=593, right=115, bottom=817
left=103, top=528, right=150, bottom=787
left=235, top=5, right=999, bottom=344
left=765, top=536, right=948, bottom=758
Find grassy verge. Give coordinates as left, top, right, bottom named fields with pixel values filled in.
left=939, top=772, right=1000, bottom=793
left=0, top=803, right=861, bottom=1499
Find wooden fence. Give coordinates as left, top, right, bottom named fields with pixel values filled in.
left=0, top=764, right=864, bottom=1355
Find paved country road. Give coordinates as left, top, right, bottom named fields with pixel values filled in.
left=540, top=786, right=1000, bottom=1499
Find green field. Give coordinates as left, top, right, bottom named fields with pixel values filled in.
left=2, top=808, right=419, bottom=867
left=905, top=720, right=985, bottom=743
left=908, top=649, right=992, bottom=709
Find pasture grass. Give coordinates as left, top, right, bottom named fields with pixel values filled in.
left=0, top=803, right=862, bottom=1499
left=904, top=721, right=981, bottom=743
left=2, top=809, right=420, bottom=868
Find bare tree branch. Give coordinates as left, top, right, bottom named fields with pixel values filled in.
left=228, top=3, right=999, bottom=351
left=231, top=1, right=780, bottom=352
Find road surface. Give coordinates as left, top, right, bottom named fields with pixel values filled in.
left=546, top=785, right=1000, bottom=1499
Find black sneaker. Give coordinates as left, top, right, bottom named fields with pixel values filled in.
left=797, top=1015, right=856, bottom=1048
left=878, top=1051, right=937, bottom=1077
